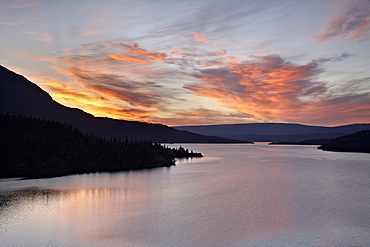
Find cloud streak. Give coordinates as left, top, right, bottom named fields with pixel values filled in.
left=193, top=33, right=211, bottom=43
left=112, top=42, right=167, bottom=61
left=10, top=0, right=42, bottom=8
left=316, top=0, right=370, bottom=42
left=26, top=31, right=55, bottom=43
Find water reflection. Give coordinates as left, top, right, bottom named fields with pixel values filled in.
left=0, top=184, right=156, bottom=246
left=1, top=144, right=370, bottom=246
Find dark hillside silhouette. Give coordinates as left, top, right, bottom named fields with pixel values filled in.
left=318, top=130, right=370, bottom=153
left=0, top=114, right=203, bottom=179
left=0, top=65, right=243, bottom=143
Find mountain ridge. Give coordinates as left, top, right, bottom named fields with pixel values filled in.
left=0, top=65, right=245, bottom=143
left=174, top=122, right=370, bottom=142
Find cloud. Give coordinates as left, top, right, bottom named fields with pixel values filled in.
left=128, top=0, right=278, bottom=46
left=305, top=93, right=370, bottom=125
left=25, top=25, right=116, bottom=44
left=1, top=22, right=19, bottom=26
left=28, top=40, right=236, bottom=124
left=316, top=53, right=353, bottom=63
left=26, top=31, right=55, bottom=42
left=316, top=0, right=370, bottom=42
left=185, top=54, right=370, bottom=124
left=107, top=53, right=150, bottom=64
left=23, top=39, right=370, bottom=126
left=193, top=33, right=211, bottom=43
left=10, top=0, right=42, bottom=8
left=111, top=42, right=167, bottom=61
left=152, top=108, right=256, bottom=126
left=27, top=75, right=126, bottom=118
left=79, top=27, right=116, bottom=37
left=29, top=75, right=105, bottom=103
left=69, top=70, right=166, bottom=108
left=41, top=43, right=184, bottom=121
left=19, top=40, right=182, bottom=122
left=20, top=53, right=60, bottom=63
left=32, top=72, right=163, bottom=121
left=47, top=85, right=99, bottom=102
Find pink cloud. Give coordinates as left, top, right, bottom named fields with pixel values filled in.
left=193, top=32, right=211, bottom=43
left=316, top=0, right=370, bottom=42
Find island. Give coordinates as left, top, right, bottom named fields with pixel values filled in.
left=0, top=114, right=203, bottom=179
left=318, top=130, right=370, bottom=153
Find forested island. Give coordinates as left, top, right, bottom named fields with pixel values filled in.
left=0, top=114, right=203, bottom=179
left=318, top=130, right=370, bottom=153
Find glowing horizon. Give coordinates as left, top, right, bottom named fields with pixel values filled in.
left=1, top=0, right=369, bottom=126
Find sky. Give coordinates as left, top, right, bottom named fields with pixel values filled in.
left=1, top=0, right=370, bottom=126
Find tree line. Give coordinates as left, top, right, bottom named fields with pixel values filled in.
left=318, top=130, right=370, bottom=153
left=0, top=114, right=202, bottom=178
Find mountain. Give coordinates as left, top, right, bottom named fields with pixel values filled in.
left=0, top=65, right=243, bottom=143
left=174, top=122, right=370, bottom=142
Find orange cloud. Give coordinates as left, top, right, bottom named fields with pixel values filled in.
left=107, top=53, right=149, bottom=64
left=22, top=39, right=370, bottom=126
left=316, top=0, right=370, bottom=42
left=193, top=32, right=211, bottom=43
left=178, top=112, right=212, bottom=117
left=185, top=54, right=370, bottom=124
left=69, top=70, right=165, bottom=106
left=145, top=53, right=167, bottom=61
left=21, top=42, right=183, bottom=122
left=112, top=43, right=167, bottom=61
left=32, top=74, right=159, bottom=121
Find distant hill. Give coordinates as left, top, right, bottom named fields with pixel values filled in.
left=0, top=65, right=243, bottom=143
left=174, top=123, right=370, bottom=142
left=318, top=130, right=370, bottom=153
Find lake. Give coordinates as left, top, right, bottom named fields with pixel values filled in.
left=1, top=143, right=370, bottom=246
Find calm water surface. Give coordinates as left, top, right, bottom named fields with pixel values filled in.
left=1, top=143, right=370, bottom=246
